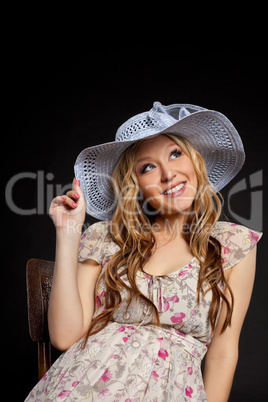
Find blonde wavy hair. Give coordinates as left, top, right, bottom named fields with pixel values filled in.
left=83, top=134, right=234, bottom=344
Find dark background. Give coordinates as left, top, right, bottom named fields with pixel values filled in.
left=3, top=46, right=267, bottom=400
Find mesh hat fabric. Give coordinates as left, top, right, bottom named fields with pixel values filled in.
left=74, top=101, right=245, bottom=220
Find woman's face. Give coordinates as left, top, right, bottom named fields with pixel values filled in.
left=135, top=135, right=198, bottom=218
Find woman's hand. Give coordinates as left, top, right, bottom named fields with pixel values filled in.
left=49, top=177, right=86, bottom=235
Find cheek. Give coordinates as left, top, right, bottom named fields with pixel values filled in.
left=137, top=176, right=147, bottom=196
left=184, top=160, right=198, bottom=192
left=137, top=174, right=159, bottom=198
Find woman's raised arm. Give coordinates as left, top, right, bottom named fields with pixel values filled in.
left=48, top=178, right=102, bottom=351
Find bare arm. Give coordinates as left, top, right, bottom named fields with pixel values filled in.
left=203, top=246, right=257, bottom=401
left=48, top=178, right=101, bottom=351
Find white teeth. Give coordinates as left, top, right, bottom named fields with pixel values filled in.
left=163, top=182, right=185, bottom=195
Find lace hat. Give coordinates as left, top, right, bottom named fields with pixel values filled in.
left=74, top=101, right=245, bottom=220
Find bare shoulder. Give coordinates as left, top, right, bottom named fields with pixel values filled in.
left=225, top=244, right=257, bottom=284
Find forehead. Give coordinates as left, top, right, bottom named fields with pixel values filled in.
left=137, top=135, right=176, bottom=155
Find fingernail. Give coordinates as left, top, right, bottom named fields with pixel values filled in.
left=74, top=193, right=80, bottom=199
left=77, top=179, right=80, bottom=186
left=72, top=202, right=77, bottom=208
left=61, top=197, right=66, bottom=201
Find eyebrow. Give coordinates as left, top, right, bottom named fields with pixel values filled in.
left=136, top=156, right=153, bottom=164
left=136, top=142, right=178, bottom=164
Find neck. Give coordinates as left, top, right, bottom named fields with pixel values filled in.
left=152, top=213, right=187, bottom=239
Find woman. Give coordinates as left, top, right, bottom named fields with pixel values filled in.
left=26, top=102, right=262, bottom=401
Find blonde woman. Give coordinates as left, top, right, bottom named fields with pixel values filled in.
left=26, top=102, right=262, bottom=401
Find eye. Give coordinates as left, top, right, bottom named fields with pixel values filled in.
left=140, top=163, right=155, bottom=174
left=170, top=149, right=182, bottom=159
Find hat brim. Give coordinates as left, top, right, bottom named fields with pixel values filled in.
left=74, top=109, right=245, bottom=220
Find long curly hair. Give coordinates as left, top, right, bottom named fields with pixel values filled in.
left=83, top=134, right=234, bottom=345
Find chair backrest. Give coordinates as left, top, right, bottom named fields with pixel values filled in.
left=26, top=258, right=55, bottom=379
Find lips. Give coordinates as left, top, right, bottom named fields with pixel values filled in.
left=162, top=181, right=186, bottom=195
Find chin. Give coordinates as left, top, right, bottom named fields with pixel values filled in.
left=157, top=199, right=194, bottom=216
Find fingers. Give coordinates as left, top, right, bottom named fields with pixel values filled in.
left=51, top=177, right=84, bottom=210
left=62, top=191, right=78, bottom=208
left=48, top=195, right=76, bottom=216
left=62, top=178, right=83, bottom=209
left=72, top=177, right=81, bottom=192
left=72, top=177, right=84, bottom=198
left=61, top=195, right=78, bottom=209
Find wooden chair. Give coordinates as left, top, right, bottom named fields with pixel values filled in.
left=26, top=258, right=54, bottom=380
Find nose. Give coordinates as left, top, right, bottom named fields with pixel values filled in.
left=161, top=165, right=176, bottom=182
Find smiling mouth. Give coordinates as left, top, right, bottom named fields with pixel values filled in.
left=163, top=182, right=186, bottom=195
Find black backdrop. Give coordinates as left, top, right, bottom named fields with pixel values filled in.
left=3, top=48, right=267, bottom=400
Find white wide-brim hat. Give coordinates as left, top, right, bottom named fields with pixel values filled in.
left=74, top=101, right=245, bottom=220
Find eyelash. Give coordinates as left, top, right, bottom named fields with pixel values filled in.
left=140, top=149, right=182, bottom=174
left=170, top=149, right=182, bottom=159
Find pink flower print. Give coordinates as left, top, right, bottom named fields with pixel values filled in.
left=58, top=390, right=71, bottom=399
left=185, top=386, right=193, bottom=397
left=179, top=270, right=189, bottom=278
left=224, top=247, right=230, bottom=254
left=123, top=336, right=129, bottom=342
left=156, top=337, right=163, bottom=342
left=171, top=312, right=186, bottom=323
left=171, top=295, right=179, bottom=302
left=163, top=297, right=170, bottom=311
left=159, top=296, right=170, bottom=312
left=175, top=330, right=186, bottom=337
left=79, top=233, right=86, bottom=247
left=165, top=295, right=179, bottom=312
left=59, top=371, right=67, bottom=382
left=167, top=295, right=179, bottom=304
left=158, top=348, right=169, bottom=360
left=99, top=369, right=112, bottom=382
left=221, top=257, right=228, bottom=264
left=192, top=349, right=201, bottom=359
left=96, top=295, right=102, bottom=309
left=100, top=290, right=106, bottom=297
left=249, top=231, right=259, bottom=243
left=125, top=399, right=132, bottom=402
left=117, top=326, right=126, bottom=332
left=152, top=370, right=159, bottom=381
left=72, top=381, right=79, bottom=387
left=187, top=367, right=193, bottom=375
left=99, top=389, right=112, bottom=399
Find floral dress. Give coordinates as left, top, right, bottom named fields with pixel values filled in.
left=25, top=221, right=262, bottom=402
